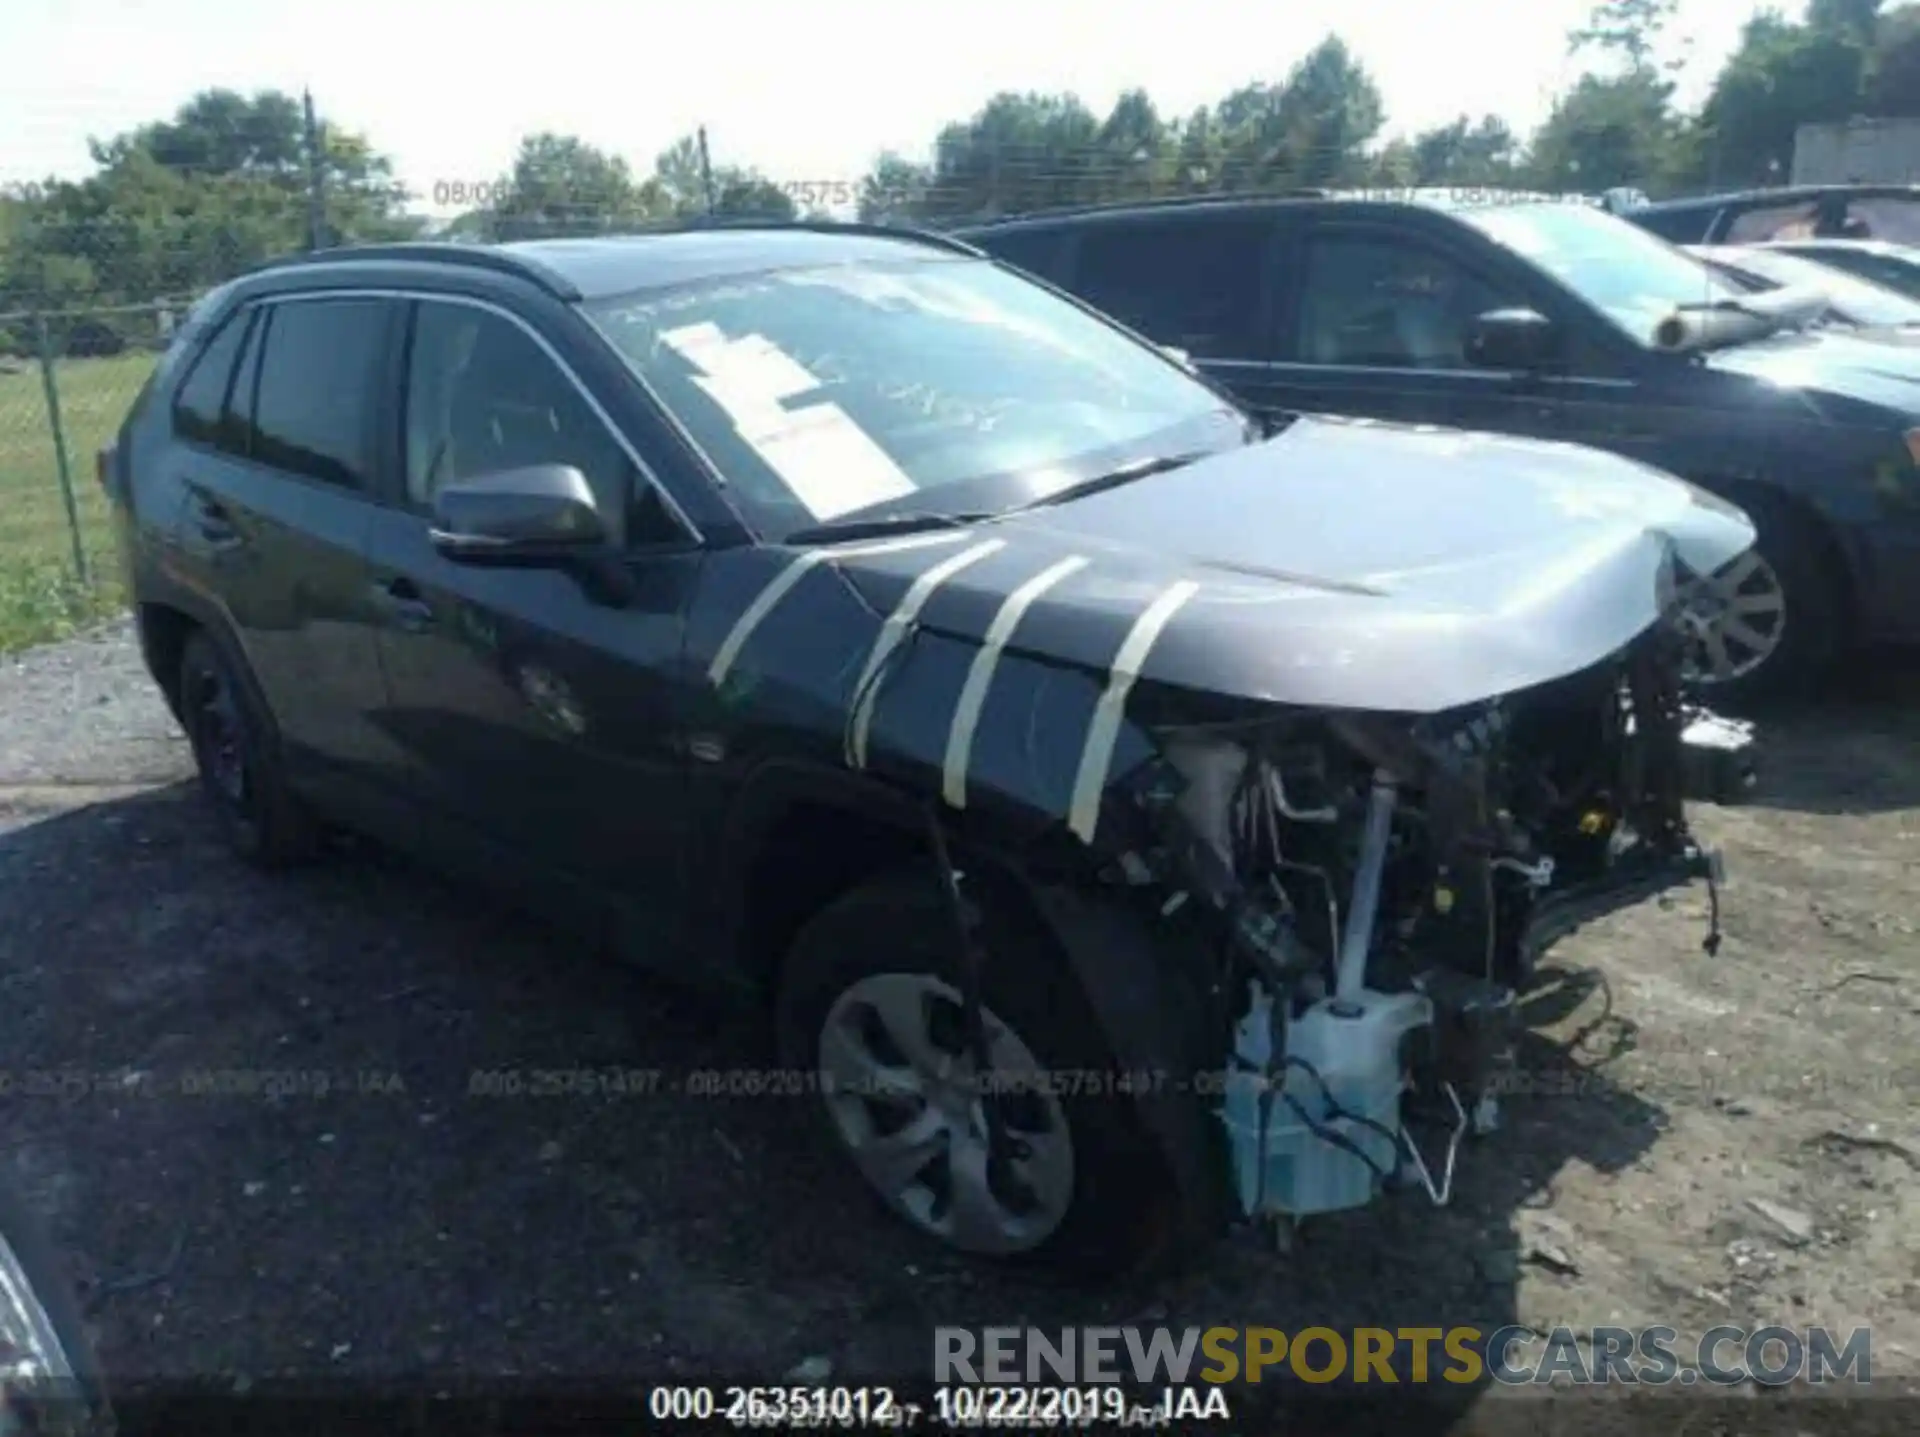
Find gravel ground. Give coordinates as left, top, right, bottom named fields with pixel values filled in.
left=3, top=619, right=1917, bottom=1433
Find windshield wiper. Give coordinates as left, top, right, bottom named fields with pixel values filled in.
left=782, top=511, right=996, bottom=545
left=1019, top=450, right=1212, bottom=511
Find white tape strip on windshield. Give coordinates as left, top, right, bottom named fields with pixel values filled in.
left=707, top=531, right=973, bottom=688
left=1067, top=579, right=1202, bottom=844
left=941, top=555, right=1090, bottom=810
left=846, top=539, right=1008, bottom=770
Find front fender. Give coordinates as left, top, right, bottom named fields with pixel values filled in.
left=1022, top=881, right=1234, bottom=1250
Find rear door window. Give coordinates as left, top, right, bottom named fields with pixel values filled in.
left=242, top=298, right=391, bottom=491
left=1068, top=217, right=1276, bottom=360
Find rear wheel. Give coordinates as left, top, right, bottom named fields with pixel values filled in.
left=1678, top=492, right=1842, bottom=705
left=774, top=865, right=1185, bottom=1279
left=178, top=631, right=318, bottom=868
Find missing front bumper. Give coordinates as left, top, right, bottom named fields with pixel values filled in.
left=1523, top=842, right=1723, bottom=963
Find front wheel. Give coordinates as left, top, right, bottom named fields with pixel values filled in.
left=1677, top=492, right=1843, bottom=705
left=0, top=1183, right=113, bottom=1435
left=774, top=866, right=1186, bottom=1279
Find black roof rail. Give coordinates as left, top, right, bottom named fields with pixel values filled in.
left=953, top=189, right=1334, bottom=229
left=660, top=213, right=985, bottom=257
left=250, top=242, right=582, bottom=301
left=1634, top=181, right=1920, bottom=210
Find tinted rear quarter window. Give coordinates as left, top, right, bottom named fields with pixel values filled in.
left=245, top=298, right=390, bottom=490
left=171, top=312, right=251, bottom=448
left=1069, top=216, right=1274, bottom=360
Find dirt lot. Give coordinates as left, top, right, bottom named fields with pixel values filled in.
left=3, top=619, right=1917, bottom=1433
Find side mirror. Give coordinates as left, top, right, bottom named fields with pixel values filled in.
left=429, top=464, right=611, bottom=564
left=1466, top=308, right=1562, bottom=372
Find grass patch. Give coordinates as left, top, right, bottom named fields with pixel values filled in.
left=0, top=351, right=155, bottom=652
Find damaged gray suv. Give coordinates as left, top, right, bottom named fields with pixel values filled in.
left=104, top=223, right=1754, bottom=1276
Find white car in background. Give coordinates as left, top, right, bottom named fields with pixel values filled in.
left=1688, top=243, right=1920, bottom=334
left=1750, top=238, right=1920, bottom=305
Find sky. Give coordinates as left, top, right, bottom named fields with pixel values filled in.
left=4, top=0, right=1795, bottom=215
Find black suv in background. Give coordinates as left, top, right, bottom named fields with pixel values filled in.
left=1621, top=184, right=1920, bottom=246
left=958, top=196, right=1920, bottom=699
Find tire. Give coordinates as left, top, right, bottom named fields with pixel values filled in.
left=177, top=630, right=318, bottom=869
left=0, top=1182, right=114, bottom=1435
left=774, top=864, right=1184, bottom=1280
left=1680, top=489, right=1843, bottom=707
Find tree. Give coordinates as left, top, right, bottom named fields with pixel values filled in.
left=1570, top=0, right=1689, bottom=77
left=1167, top=107, right=1225, bottom=193
left=640, top=133, right=797, bottom=221
left=912, top=92, right=1105, bottom=220
left=87, top=88, right=410, bottom=229
left=651, top=135, right=712, bottom=215
left=487, top=132, right=669, bottom=239
left=858, top=153, right=933, bottom=222
left=1806, top=0, right=1882, bottom=41
left=712, top=175, right=797, bottom=221
left=1697, top=13, right=1869, bottom=185
left=1863, top=4, right=1920, bottom=114
left=1264, top=37, right=1385, bottom=186
left=1407, top=115, right=1522, bottom=185
left=1096, top=89, right=1169, bottom=201
left=1527, top=71, right=1679, bottom=189
left=1, top=88, right=417, bottom=341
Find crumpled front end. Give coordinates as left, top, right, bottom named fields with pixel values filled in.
left=1074, top=617, right=1744, bottom=1229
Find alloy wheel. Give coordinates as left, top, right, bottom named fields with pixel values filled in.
left=1677, top=549, right=1787, bottom=685
left=817, top=973, right=1075, bottom=1255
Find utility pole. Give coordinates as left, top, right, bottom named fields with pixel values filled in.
left=302, top=88, right=328, bottom=251
left=697, top=126, right=717, bottom=214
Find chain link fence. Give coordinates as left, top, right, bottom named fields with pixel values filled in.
left=0, top=297, right=190, bottom=649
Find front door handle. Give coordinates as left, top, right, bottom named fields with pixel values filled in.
left=373, top=576, right=436, bottom=633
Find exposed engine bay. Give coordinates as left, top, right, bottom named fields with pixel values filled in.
left=1092, top=621, right=1742, bottom=1229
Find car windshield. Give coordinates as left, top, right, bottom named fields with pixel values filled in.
left=1710, top=248, right=1920, bottom=328
left=584, top=255, right=1243, bottom=541
left=1461, top=202, right=1748, bottom=345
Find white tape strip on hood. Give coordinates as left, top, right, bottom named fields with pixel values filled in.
left=1067, top=580, right=1201, bottom=844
